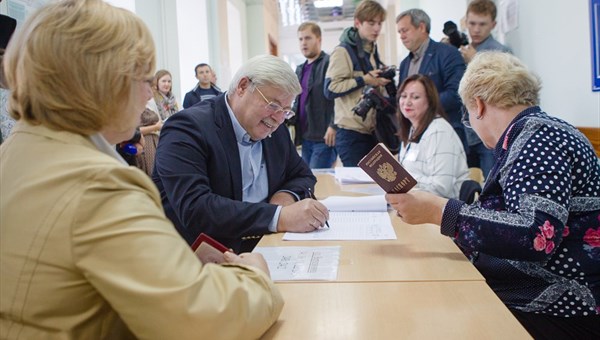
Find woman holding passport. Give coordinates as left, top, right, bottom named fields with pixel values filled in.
left=386, top=52, right=600, bottom=338
left=0, top=1, right=282, bottom=338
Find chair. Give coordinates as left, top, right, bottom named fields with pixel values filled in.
left=460, top=179, right=482, bottom=204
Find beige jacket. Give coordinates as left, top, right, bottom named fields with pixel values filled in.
left=0, top=123, right=283, bottom=339
left=325, top=42, right=379, bottom=134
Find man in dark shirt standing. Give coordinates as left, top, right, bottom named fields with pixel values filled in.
left=459, top=0, right=512, bottom=178
left=182, top=63, right=222, bottom=108
left=292, top=22, right=337, bottom=168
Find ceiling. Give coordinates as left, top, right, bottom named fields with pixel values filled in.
left=301, top=0, right=357, bottom=23
left=279, top=0, right=358, bottom=26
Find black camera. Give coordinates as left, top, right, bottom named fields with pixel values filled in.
left=352, top=66, right=397, bottom=121
left=443, top=21, right=469, bottom=48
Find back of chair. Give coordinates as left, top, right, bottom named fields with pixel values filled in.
left=460, top=180, right=482, bottom=204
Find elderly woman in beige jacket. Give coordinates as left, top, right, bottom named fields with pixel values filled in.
left=0, top=1, right=283, bottom=339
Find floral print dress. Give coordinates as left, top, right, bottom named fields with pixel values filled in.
left=441, top=106, right=600, bottom=317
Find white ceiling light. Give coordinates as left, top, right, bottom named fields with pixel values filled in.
left=313, top=0, right=343, bottom=8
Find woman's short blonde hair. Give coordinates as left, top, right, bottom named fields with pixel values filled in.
left=3, top=0, right=156, bottom=135
left=459, top=51, right=541, bottom=110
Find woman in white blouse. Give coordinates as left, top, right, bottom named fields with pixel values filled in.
left=397, top=74, right=469, bottom=199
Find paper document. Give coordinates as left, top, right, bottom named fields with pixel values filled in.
left=283, top=212, right=396, bottom=241
left=253, top=246, right=340, bottom=281
left=334, top=167, right=374, bottom=184
left=320, top=195, right=387, bottom=212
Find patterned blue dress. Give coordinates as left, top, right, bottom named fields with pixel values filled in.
left=441, top=106, right=600, bottom=317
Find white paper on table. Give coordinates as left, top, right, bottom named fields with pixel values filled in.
left=283, top=212, right=396, bottom=241
left=253, top=246, right=340, bottom=281
left=320, top=195, right=387, bottom=212
left=341, top=185, right=386, bottom=196
left=334, top=167, right=374, bottom=184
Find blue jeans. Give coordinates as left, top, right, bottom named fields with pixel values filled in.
left=467, top=141, right=494, bottom=178
left=301, top=139, right=337, bottom=169
left=335, top=128, right=378, bottom=167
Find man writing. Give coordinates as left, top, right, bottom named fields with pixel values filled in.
left=153, top=55, right=329, bottom=252
left=325, top=0, right=391, bottom=166
left=292, top=21, right=337, bottom=168
left=182, top=63, right=222, bottom=108
left=459, top=0, right=512, bottom=177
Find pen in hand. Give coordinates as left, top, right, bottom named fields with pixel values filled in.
left=307, top=188, right=331, bottom=229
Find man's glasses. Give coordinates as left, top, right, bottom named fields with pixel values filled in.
left=253, top=85, right=295, bottom=120
left=461, top=106, right=472, bottom=129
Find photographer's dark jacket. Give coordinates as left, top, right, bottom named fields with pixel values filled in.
left=291, top=51, right=335, bottom=145
left=399, top=39, right=465, bottom=129
left=325, top=27, right=382, bottom=135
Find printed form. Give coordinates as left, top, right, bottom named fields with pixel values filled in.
left=253, top=246, right=340, bottom=281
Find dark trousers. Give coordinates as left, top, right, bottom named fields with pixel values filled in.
left=335, top=128, right=378, bottom=167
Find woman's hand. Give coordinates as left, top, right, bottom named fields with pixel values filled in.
left=224, top=252, right=271, bottom=277
left=154, top=120, right=164, bottom=132
left=385, top=191, right=448, bottom=225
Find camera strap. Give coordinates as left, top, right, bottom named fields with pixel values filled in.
left=339, top=42, right=384, bottom=76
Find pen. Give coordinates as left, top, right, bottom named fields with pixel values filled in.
left=307, top=188, right=331, bottom=229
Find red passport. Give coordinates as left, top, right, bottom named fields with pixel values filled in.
left=358, top=143, right=417, bottom=193
left=191, top=233, right=230, bottom=264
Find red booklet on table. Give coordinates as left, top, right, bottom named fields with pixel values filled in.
left=191, top=233, right=230, bottom=264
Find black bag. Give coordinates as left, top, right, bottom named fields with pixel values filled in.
left=374, top=105, right=400, bottom=154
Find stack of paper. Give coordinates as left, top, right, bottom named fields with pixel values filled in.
left=320, top=195, right=387, bottom=212
left=334, top=167, right=374, bottom=184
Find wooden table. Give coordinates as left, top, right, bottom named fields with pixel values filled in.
left=262, top=281, right=531, bottom=340
left=258, top=219, right=483, bottom=282
left=258, top=174, right=483, bottom=282
left=257, top=173, right=530, bottom=339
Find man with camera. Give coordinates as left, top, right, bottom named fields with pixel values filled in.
left=459, top=0, right=512, bottom=178
left=396, top=9, right=467, bottom=151
left=324, top=0, right=393, bottom=166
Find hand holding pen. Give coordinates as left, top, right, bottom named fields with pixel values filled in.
left=307, top=188, right=331, bottom=229
left=276, top=189, right=330, bottom=232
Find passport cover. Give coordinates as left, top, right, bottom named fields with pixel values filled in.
left=191, top=233, right=230, bottom=264
left=357, top=143, right=417, bottom=193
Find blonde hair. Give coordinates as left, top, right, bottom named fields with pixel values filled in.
left=298, top=22, right=322, bottom=38
left=3, top=0, right=156, bottom=135
left=459, top=51, right=540, bottom=109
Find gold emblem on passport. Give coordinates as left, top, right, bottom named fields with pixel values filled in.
left=377, top=162, right=397, bottom=182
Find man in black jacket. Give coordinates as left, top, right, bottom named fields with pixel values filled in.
left=182, top=63, right=222, bottom=109
left=291, top=22, right=337, bottom=168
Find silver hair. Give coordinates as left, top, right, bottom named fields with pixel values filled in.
left=459, top=51, right=541, bottom=109
left=396, top=9, right=431, bottom=33
left=228, top=55, right=301, bottom=96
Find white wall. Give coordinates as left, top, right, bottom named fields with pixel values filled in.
left=104, top=0, right=135, bottom=12
left=505, top=0, right=600, bottom=127
left=176, top=0, right=209, bottom=99
left=134, top=0, right=181, bottom=99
